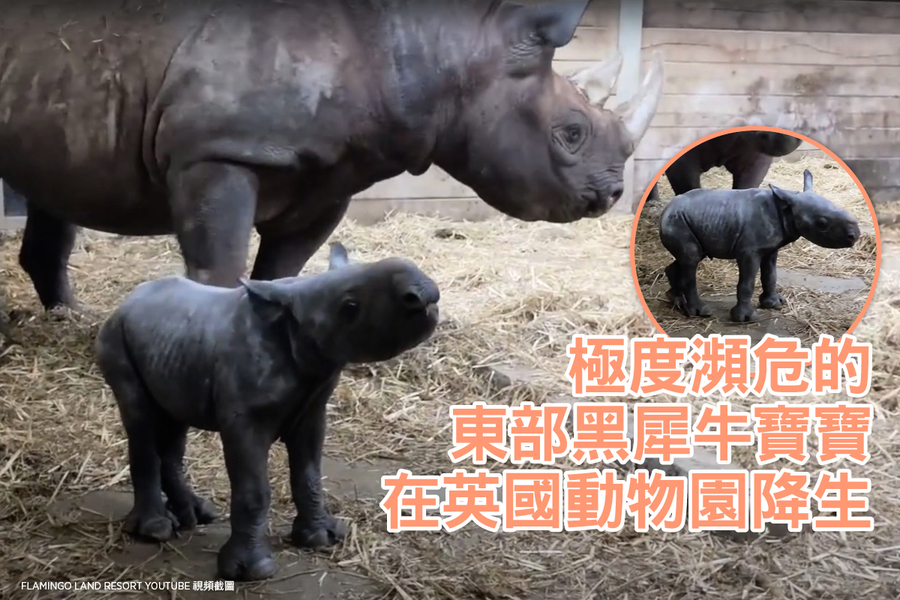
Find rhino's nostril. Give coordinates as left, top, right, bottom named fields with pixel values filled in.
left=402, top=290, right=425, bottom=310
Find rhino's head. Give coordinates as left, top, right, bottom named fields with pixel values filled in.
left=771, top=169, right=861, bottom=249
left=436, top=0, right=664, bottom=223
left=746, top=131, right=803, bottom=157
left=240, top=243, right=440, bottom=365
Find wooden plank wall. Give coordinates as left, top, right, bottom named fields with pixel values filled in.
left=632, top=0, right=900, bottom=212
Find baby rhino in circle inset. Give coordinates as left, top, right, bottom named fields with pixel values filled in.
left=658, top=168, right=861, bottom=323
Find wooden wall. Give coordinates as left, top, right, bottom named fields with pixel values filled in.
left=632, top=0, right=900, bottom=212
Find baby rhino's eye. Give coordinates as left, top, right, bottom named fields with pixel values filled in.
left=339, top=298, right=360, bottom=322
left=816, top=217, right=830, bottom=232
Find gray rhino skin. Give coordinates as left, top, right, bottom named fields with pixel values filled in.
left=0, top=0, right=663, bottom=315
left=647, top=131, right=803, bottom=201
left=659, top=169, right=861, bottom=323
left=94, top=241, right=440, bottom=581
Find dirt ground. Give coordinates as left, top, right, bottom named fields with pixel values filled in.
left=1, top=209, right=899, bottom=600
left=633, top=154, right=879, bottom=347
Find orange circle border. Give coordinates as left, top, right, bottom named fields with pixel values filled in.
left=629, top=125, right=883, bottom=339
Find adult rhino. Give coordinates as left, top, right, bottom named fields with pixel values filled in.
left=0, top=0, right=663, bottom=317
left=647, top=131, right=802, bottom=202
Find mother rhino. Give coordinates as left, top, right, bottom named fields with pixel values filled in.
left=0, top=0, right=663, bottom=314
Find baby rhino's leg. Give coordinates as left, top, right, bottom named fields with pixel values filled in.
left=759, top=251, right=786, bottom=309
left=156, top=419, right=219, bottom=530
left=660, top=219, right=710, bottom=318
left=731, top=253, right=762, bottom=322
left=95, top=325, right=178, bottom=542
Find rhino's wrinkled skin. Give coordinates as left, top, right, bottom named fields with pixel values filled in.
left=648, top=131, right=803, bottom=201
left=94, top=242, right=440, bottom=581
left=659, top=169, right=861, bottom=323
left=0, top=0, right=664, bottom=318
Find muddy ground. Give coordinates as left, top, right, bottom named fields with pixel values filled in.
left=633, top=154, right=878, bottom=347
left=1, top=209, right=898, bottom=600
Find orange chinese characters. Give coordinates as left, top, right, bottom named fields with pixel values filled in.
left=626, top=469, right=687, bottom=533
left=750, top=334, right=812, bottom=396
left=566, top=335, right=629, bottom=396
left=380, top=470, right=442, bottom=533
left=569, top=402, right=632, bottom=465
left=750, top=469, right=813, bottom=533
left=688, top=471, right=748, bottom=533
left=751, top=403, right=812, bottom=466
left=688, top=334, right=752, bottom=397
left=503, top=470, right=563, bottom=532
left=629, top=335, right=690, bottom=397
left=633, top=404, right=693, bottom=465
left=440, top=469, right=503, bottom=533
left=508, top=402, right=571, bottom=466
left=812, top=469, right=873, bottom=531
left=812, top=335, right=872, bottom=397
left=563, top=469, right=626, bottom=532
left=813, top=403, right=873, bottom=466
left=691, top=402, right=754, bottom=464
left=448, top=402, right=510, bottom=465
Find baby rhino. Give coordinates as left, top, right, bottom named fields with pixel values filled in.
left=659, top=169, right=861, bottom=323
left=94, top=243, right=440, bottom=582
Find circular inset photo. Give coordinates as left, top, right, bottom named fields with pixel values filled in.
left=631, top=126, right=881, bottom=346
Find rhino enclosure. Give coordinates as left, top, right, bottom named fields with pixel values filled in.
left=1, top=0, right=899, bottom=229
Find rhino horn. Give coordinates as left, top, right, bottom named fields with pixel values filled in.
left=570, top=51, right=623, bottom=108
left=615, top=52, right=665, bottom=144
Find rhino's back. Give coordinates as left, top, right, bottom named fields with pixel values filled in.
left=0, top=2, right=217, bottom=231
left=662, top=188, right=766, bottom=258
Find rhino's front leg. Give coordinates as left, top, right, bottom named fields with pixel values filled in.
left=217, top=425, right=277, bottom=582
left=250, top=197, right=351, bottom=280
left=18, top=205, right=80, bottom=310
left=285, top=377, right=346, bottom=549
left=759, top=251, right=785, bottom=309
left=731, top=254, right=762, bottom=322
left=167, top=162, right=258, bottom=287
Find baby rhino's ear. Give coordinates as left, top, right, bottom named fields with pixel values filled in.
left=239, top=278, right=290, bottom=306
left=769, top=184, right=796, bottom=210
left=328, top=242, right=351, bottom=271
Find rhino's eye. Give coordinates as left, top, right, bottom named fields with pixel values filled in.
left=339, top=298, right=360, bottom=322
left=816, top=217, right=830, bottom=232
left=563, top=124, right=584, bottom=147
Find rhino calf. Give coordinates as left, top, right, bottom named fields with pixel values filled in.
left=94, top=242, right=440, bottom=581
left=658, top=169, right=861, bottom=323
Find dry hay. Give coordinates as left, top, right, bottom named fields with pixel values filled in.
left=633, top=154, right=879, bottom=346
left=1, top=208, right=899, bottom=600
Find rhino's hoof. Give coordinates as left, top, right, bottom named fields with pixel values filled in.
left=291, top=514, right=347, bottom=548
left=166, top=494, right=219, bottom=530
left=759, top=293, right=786, bottom=310
left=730, top=305, right=760, bottom=323
left=217, top=536, right=277, bottom=582
left=690, top=303, right=712, bottom=318
left=124, top=508, right=178, bottom=542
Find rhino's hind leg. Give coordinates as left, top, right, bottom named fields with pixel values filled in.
left=18, top=206, right=80, bottom=310
left=96, top=332, right=178, bottom=542
left=250, top=196, right=352, bottom=280
left=758, top=251, right=785, bottom=310
left=285, top=380, right=347, bottom=550
left=731, top=254, right=762, bottom=323
left=217, top=424, right=277, bottom=582
left=678, top=259, right=712, bottom=318
left=157, top=420, right=219, bottom=530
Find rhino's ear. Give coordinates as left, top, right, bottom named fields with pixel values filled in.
left=239, top=278, right=290, bottom=306
left=803, top=169, right=814, bottom=193
left=570, top=51, right=623, bottom=107
left=510, top=0, right=590, bottom=49
left=328, top=242, right=350, bottom=271
left=769, top=184, right=796, bottom=210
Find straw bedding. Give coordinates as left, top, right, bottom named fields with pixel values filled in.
left=1, top=200, right=898, bottom=598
